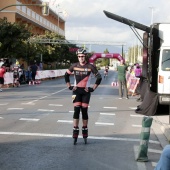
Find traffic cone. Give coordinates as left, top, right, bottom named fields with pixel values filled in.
left=136, top=116, right=153, bottom=162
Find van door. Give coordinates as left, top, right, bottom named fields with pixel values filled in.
left=158, top=48, right=170, bottom=104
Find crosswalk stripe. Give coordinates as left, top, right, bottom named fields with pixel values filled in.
left=7, top=108, right=23, bottom=110
left=95, top=122, right=114, bottom=126
left=148, top=148, right=162, bottom=154
left=129, top=107, right=137, bottom=110
left=38, top=109, right=54, bottom=112
left=130, top=114, right=144, bottom=117
left=103, top=107, right=117, bottom=109
left=132, top=125, right=142, bottom=128
left=22, top=103, right=35, bottom=105
left=19, top=118, right=39, bottom=121
left=57, top=120, right=73, bottom=123
left=0, top=103, right=8, bottom=105
left=49, top=104, right=63, bottom=106
left=100, top=113, right=115, bottom=115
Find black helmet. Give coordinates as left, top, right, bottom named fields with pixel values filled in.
left=76, top=48, right=86, bottom=55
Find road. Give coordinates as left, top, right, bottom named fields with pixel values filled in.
left=0, top=70, right=163, bottom=170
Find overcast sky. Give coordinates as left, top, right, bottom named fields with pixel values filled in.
left=46, top=0, right=170, bottom=53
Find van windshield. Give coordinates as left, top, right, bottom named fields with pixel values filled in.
left=162, top=49, right=170, bottom=71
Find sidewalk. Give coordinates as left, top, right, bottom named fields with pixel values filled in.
left=152, top=115, right=170, bottom=148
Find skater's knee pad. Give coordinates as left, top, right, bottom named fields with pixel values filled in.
left=73, top=106, right=81, bottom=119
left=81, top=107, right=88, bottom=120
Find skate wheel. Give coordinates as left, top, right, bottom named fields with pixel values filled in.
left=73, top=138, right=77, bottom=145
left=84, top=138, right=87, bottom=144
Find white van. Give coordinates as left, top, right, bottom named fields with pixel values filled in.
left=157, top=24, right=170, bottom=105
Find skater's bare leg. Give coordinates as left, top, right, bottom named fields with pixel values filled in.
left=73, top=119, right=79, bottom=127
left=82, top=119, right=88, bottom=127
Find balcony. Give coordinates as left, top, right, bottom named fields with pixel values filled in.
left=16, top=1, right=65, bottom=36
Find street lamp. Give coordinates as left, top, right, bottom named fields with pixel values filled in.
left=149, top=7, right=154, bottom=24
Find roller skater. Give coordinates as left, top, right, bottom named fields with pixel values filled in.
left=64, top=48, right=102, bottom=145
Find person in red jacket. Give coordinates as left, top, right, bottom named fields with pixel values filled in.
left=0, top=65, right=6, bottom=92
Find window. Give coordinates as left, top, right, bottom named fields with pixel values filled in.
left=162, top=49, right=170, bottom=71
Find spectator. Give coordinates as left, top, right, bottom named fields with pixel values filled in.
left=29, top=62, right=38, bottom=85
left=0, top=64, right=6, bottom=92
left=9, top=61, right=14, bottom=72
left=0, top=59, right=4, bottom=67
left=13, top=65, right=20, bottom=87
left=135, top=63, right=142, bottom=78
left=39, top=62, right=43, bottom=70
left=117, top=60, right=128, bottom=99
left=4, top=59, right=10, bottom=72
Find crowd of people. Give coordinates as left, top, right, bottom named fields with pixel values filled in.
left=116, top=61, right=142, bottom=99
left=0, top=58, right=43, bottom=91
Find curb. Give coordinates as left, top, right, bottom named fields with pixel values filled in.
left=152, top=116, right=170, bottom=148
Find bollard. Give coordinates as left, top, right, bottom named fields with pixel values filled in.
left=136, top=116, right=153, bottom=162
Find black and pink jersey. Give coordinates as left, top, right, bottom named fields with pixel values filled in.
left=66, top=62, right=101, bottom=88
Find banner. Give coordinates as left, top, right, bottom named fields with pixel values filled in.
left=128, top=78, right=140, bottom=94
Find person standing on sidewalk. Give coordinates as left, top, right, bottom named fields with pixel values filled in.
left=0, top=65, right=6, bottom=92
left=117, top=60, right=128, bottom=99
left=29, top=62, right=38, bottom=85
left=64, top=48, right=102, bottom=144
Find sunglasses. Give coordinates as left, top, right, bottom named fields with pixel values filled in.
left=78, top=56, right=85, bottom=58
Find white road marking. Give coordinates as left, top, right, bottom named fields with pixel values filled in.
left=129, top=107, right=137, bottom=110
left=19, top=118, right=39, bottom=122
left=151, top=162, right=157, bottom=167
left=103, top=107, right=117, bottom=109
left=7, top=108, right=24, bottom=110
left=130, top=114, right=144, bottom=118
left=95, top=122, right=114, bottom=126
left=28, top=88, right=68, bottom=103
left=0, top=131, right=160, bottom=144
left=134, top=145, right=147, bottom=170
left=37, top=109, right=54, bottom=112
left=69, top=111, right=74, bottom=113
left=100, top=113, right=115, bottom=116
left=0, top=103, right=8, bottom=105
left=148, top=148, right=162, bottom=154
left=57, top=120, right=73, bottom=123
left=21, top=102, right=35, bottom=105
left=49, top=104, right=63, bottom=106
left=0, top=117, right=4, bottom=119
left=132, top=125, right=142, bottom=128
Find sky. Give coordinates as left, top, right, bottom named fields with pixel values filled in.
left=45, top=0, right=170, bottom=53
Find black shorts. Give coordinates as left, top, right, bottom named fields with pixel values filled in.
left=0, top=77, right=4, bottom=84
left=72, top=88, right=91, bottom=107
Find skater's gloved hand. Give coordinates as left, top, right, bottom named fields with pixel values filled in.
left=88, top=87, right=94, bottom=92
left=69, top=86, right=74, bottom=90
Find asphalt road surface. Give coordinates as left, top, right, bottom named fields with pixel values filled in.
left=0, top=70, right=163, bottom=170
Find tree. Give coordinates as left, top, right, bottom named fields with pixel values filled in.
left=0, top=17, right=31, bottom=59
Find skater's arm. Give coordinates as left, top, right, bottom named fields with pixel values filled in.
left=93, top=72, right=102, bottom=90
left=64, top=68, right=73, bottom=89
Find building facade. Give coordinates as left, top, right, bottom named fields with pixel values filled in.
left=0, top=0, right=65, bottom=36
